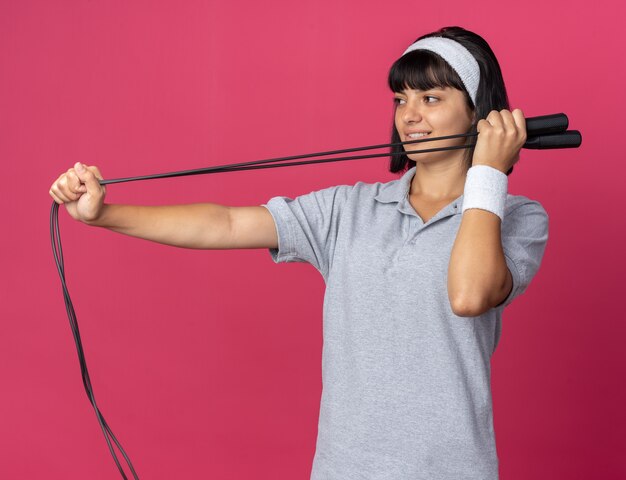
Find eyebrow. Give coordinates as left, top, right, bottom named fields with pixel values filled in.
left=396, top=87, right=447, bottom=94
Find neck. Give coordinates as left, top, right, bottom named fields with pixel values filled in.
left=409, top=156, right=468, bottom=201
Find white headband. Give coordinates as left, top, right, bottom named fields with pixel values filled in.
left=402, top=36, right=480, bottom=105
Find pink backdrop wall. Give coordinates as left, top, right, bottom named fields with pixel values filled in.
left=2, top=0, right=624, bottom=478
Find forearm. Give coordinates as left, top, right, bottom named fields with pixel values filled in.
left=447, top=208, right=509, bottom=315
left=86, top=203, right=233, bottom=249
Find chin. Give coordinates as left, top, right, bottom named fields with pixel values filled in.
left=406, top=152, right=438, bottom=163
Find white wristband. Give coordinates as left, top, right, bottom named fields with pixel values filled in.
left=461, top=165, right=508, bottom=221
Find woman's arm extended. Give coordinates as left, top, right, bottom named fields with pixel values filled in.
left=49, top=162, right=278, bottom=250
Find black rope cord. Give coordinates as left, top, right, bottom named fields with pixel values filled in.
left=50, top=118, right=580, bottom=478
left=51, top=202, right=140, bottom=480
left=99, top=132, right=478, bottom=185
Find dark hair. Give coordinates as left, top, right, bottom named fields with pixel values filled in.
left=388, top=26, right=514, bottom=176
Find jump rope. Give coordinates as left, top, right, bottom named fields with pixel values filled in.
left=50, top=113, right=581, bottom=478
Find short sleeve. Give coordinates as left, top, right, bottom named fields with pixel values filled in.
left=260, top=184, right=353, bottom=279
left=497, top=199, right=549, bottom=308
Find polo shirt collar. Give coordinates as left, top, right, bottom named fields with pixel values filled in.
left=374, top=166, right=464, bottom=220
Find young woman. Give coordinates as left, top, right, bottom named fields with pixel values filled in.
left=49, top=26, right=549, bottom=480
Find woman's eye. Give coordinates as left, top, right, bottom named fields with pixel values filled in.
left=425, top=96, right=439, bottom=103
left=393, top=97, right=406, bottom=105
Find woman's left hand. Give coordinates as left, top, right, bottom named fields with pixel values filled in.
left=471, top=108, right=527, bottom=174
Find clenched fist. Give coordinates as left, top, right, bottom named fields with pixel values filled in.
left=471, top=108, right=527, bottom=174
left=49, top=162, right=106, bottom=223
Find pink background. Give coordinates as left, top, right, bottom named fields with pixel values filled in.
left=2, top=0, right=624, bottom=478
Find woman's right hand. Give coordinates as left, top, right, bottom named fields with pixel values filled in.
left=49, top=162, right=107, bottom=223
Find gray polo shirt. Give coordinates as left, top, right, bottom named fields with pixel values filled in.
left=262, top=166, right=549, bottom=480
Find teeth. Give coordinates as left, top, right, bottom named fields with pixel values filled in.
left=408, top=132, right=429, bottom=138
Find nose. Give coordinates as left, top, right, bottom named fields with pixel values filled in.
left=401, top=98, right=422, bottom=125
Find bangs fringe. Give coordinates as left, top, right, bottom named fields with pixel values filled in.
left=388, top=49, right=467, bottom=97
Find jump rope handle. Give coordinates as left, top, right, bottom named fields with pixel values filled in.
left=526, top=113, right=568, bottom=135
left=524, top=130, right=582, bottom=149
left=522, top=113, right=582, bottom=149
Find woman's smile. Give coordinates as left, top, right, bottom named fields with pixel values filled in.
left=405, top=131, right=431, bottom=139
